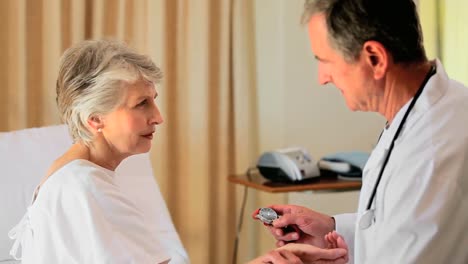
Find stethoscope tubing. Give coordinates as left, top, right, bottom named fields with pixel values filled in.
left=363, top=65, right=437, bottom=216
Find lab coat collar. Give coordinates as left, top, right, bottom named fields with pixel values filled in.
left=378, top=59, right=447, bottom=150
left=415, top=59, right=448, bottom=113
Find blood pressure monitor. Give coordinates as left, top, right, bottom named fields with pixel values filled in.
left=256, top=147, right=320, bottom=182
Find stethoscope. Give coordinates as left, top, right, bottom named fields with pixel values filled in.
left=359, top=64, right=436, bottom=230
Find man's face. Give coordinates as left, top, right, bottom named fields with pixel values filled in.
left=307, top=14, right=374, bottom=112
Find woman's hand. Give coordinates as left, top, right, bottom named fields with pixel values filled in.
left=247, top=231, right=349, bottom=264
left=248, top=240, right=347, bottom=264
left=247, top=248, right=304, bottom=264
left=278, top=242, right=348, bottom=264
left=325, top=231, right=347, bottom=251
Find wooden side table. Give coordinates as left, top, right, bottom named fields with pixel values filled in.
left=228, top=172, right=361, bottom=193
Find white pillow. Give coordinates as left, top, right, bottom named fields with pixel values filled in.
left=0, top=125, right=187, bottom=262
left=0, top=125, right=72, bottom=261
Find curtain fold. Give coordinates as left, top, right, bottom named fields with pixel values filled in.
left=0, top=0, right=259, bottom=263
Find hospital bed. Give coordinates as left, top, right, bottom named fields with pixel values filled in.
left=0, top=125, right=188, bottom=263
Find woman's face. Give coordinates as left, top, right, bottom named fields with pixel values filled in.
left=100, top=79, right=163, bottom=156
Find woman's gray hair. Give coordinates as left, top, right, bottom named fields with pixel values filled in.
left=56, top=39, right=162, bottom=145
left=301, top=0, right=426, bottom=64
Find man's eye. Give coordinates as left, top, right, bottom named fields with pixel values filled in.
left=137, top=99, right=147, bottom=107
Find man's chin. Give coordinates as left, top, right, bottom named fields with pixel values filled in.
left=344, top=101, right=358, bottom=111
left=344, top=100, right=366, bottom=112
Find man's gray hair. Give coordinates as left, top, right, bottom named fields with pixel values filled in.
left=56, top=39, right=162, bottom=145
left=302, top=0, right=426, bottom=64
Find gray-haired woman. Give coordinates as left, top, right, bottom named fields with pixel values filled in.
left=9, top=40, right=187, bottom=264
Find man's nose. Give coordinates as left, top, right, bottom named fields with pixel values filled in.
left=317, top=64, right=331, bottom=85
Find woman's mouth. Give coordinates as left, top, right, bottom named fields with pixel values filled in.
left=142, top=133, right=154, bottom=140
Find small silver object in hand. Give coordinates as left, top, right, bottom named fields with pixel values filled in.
left=255, top=207, right=279, bottom=225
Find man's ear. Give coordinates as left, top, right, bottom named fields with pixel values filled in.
left=362, top=41, right=388, bottom=80
left=87, top=115, right=104, bottom=133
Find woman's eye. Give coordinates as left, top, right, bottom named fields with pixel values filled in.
left=137, top=99, right=147, bottom=107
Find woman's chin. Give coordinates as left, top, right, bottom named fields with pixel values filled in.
left=138, top=144, right=152, bottom=154
left=124, top=146, right=151, bottom=157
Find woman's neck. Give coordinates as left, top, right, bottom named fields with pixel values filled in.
left=77, top=140, right=125, bottom=171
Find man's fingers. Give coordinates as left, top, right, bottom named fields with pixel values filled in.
left=251, top=208, right=261, bottom=219
left=276, top=240, right=286, bottom=247
left=272, top=213, right=297, bottom=229
left=269, top=204, right=291, bottom=215
left=271, top=228, right=300, bottom=241
left=267, top=225, right=300, bottom=242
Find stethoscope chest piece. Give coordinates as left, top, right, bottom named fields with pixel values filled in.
left=359, top=209, right=375, bottom=230
left=255, top=207, right=279, bottom=225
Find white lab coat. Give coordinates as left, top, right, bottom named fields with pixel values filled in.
left=334, top=60, right=468, bottom=264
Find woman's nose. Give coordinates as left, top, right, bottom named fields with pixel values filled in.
left=150, top=103, right=164, bottom=125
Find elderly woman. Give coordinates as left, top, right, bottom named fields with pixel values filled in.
left=9, top=40, right=186, bottom=263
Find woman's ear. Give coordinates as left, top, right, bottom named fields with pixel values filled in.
left=87, top=115, right=104, bottom=133
left=362, top=41, right=388, bottom=80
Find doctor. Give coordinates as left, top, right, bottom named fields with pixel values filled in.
left=253, top=0, right=468, bottom=263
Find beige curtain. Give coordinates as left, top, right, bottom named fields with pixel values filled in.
left=419, top=0, right=468, bottom=85
left=0, top=0, right=260, bottom=263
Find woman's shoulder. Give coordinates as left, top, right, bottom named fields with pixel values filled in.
left=33, top=158, right=115, bottom=206
left=40, top=143, right=114, bottom=190
left=46, top=159, right=114, bottom=190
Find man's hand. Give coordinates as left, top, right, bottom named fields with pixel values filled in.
left=252, top=205, right=335, bottom=248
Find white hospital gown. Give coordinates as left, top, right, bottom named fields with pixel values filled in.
left=8, top=159, right=170, bottom=264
